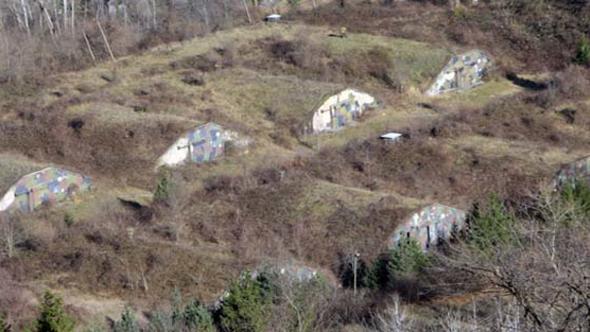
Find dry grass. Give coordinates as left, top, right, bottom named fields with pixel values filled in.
left=0, top=154, right=47, bottom=194
left=3, top=7, right=590, bottom=328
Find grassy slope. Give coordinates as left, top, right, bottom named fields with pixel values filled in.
left=3, top=17, right=590, bottom=326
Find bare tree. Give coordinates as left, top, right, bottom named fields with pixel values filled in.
left=376, top=295, right=414, bottom=332
left=442, top=192, right=590, bottom=331
left=19, top=0, right=31, bottom=35
left=0, top=214, right=24, bottom=258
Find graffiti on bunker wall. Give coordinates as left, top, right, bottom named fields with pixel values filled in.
left=310, top=89, right=376, bottom=134
left=426, top=50, right=491, bottom=96
left=553, top=156, right=590, bottom=190
left=251, top=262, right=319, bottom=283
left=390, top=204, right=467, bottom=251
left=0, top=167, right=91, bottom=213
left=157, top=122, right=225, bottom=168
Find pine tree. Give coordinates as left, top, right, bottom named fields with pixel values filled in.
left=468, top=196, right=517, bottom=254
left=35, top=291, right=75, bottom=332
left=113, top=307, right=139, bottom=332
left=367, top=240, right=430, bottom=290
left=219, top=274, right=272, bottom=332
left=183, top=300, right=214, bottom=332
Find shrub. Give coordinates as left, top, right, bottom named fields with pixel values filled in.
left=147, top=290, right=214, bottom=332
left=146, top=312, right=174, bottom=332
left=560, top=180, right=590, bottom=218
left=553, top=65, right=590, bottom=100
left=271, top=277, right=332, bottom=332
left=366, top=240, right=429, bottom=290
left=35, top=291, right=75, bottom=332
left=452, top=5, right=469, bottom=20
left=366, top=47, right=401, bottom=90
left=218, top=272, right=274, bottom=332
left=467, top=196, right=518, bottom=254
left=113, top=307, right=139, bottom=332
left=182, top=300, right=215, bottom=332
left=0, top=313, right=10, bottom=332
left=154, top=172, right=172, bottom=204
left=63, top=213, right=75, bottom=227
left=575, top=37, right=590, bottom=65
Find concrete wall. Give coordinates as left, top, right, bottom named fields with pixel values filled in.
left=553, top=156, right=590, bottom=190
left=0, top=167, right=91, bottom=213
left=311, top=89, right=376, bottom=133
left=157, top=122, right=225, bottom=168
left=390, top=204, right=467, bottom=250
left=157, top=136, right=191, bottom=168
left=0, top=187, right=16, bottom=212
left=426, top=50, right=490, bottom=96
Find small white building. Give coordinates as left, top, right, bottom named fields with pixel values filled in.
left=380, top=132, right=403, bottom=142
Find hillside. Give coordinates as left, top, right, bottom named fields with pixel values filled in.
left=2, top=0, right=590, bottom=330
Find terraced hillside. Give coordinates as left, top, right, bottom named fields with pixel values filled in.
left=1, top=10, right=590, bottom=328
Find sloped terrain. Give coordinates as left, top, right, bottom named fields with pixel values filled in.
left=2, top=2, right=590, bottom=328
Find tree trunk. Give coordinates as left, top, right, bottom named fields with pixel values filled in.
left=151, top=0, right=157, bottom=28
left=222, top=0, right=229, bottom=23
left=63, top=0, right=67, bottom=32
left=70, top=0, right=74, bottom=35
left=0, top=5, right=5, bottom=32
left=20, top=0, right=31, bottom=35
left=241, top=0, right=251, bottom=24
left=199, top=0, right=210, bottom=31
left=97, top=19, right=116, bottom=62
left=83, top=31, right=96, bottom=63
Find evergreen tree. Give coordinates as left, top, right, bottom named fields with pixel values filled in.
left=219, top=273, right=272, bottom=332
left=35, top=291, right=75, bottom=332
left=113, top=307, right=139, bottom=332
left=386, top=239, right=429, bottom=275
left=146, top=290, right=215, bottom=332
left=183, top=300, right=214, bottom=332
left=367, top=239, right=429, bottom=290
left=468, top=196, right=518, bottom=254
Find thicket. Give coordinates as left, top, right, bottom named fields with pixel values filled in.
left=108, top=270, right=325, bottom=332
left=439, top=181, right=590, bottom=331
left=9, top=180, right=590, bottom=331
left=0, top=0, right=249, bottom=88
left=112, top=292, right=215, bottom=332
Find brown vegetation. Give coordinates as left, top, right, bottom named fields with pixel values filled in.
left=294, top=0, right=590, bottom=71
left=2, top=0, right=590, bottom=330
left=241, top=34, right=406, bottom=89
